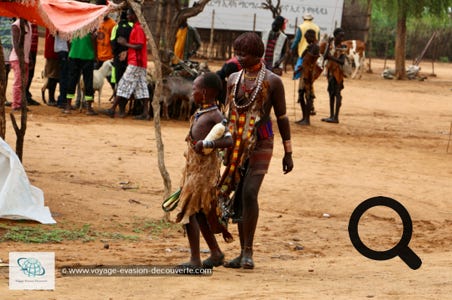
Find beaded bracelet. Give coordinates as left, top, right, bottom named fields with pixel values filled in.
left=203, top=140, right=215, bottom=149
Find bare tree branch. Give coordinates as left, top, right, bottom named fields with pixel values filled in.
left=173, top=0, right=211, bottom=28
left=261, top=0, right=281, bottom=19
left=127, top=0, right=172, bottom=219
left=166, top=0, right=211, bottom=54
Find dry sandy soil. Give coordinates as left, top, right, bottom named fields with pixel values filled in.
left=0, top=44, right=451, bottom=299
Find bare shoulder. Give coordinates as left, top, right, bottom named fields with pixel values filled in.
left=266, top=69, right=284, bottom=86
left=211, top=108, right=225, bottom=123
left=227, top=71, right=240, bottom=86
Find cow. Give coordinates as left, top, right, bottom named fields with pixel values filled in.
left=342, top=40, right=366, bottom=79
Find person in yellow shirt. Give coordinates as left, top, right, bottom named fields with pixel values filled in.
left=173, top=19, right=201, bottom=63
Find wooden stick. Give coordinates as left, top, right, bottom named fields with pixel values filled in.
left=293, top=79, right=297, bottom=121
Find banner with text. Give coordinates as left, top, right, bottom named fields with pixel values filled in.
left=188, top=0, right=344, bottom=35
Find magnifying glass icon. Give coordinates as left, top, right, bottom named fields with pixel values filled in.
left=348, top=196, right=422, bottom=270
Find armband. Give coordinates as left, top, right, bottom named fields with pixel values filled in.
left=277, top=114, right=288, bottom=120
left=203, top=140, right=214, bottom=149
left=283, top=140, right=292, bottom=154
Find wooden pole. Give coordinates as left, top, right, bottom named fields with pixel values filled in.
left=430, top=31, right=439, bottom=77
left=383, top=40, right=389, bottom=69
left=155, top=0, right=163, bottom=49
left=253, top=13, right=256, bottom=32
left=365, top=0, right=372, bottom=73
left=414, top=31, right=437, bottom=66
left=208, top=9, right=215, bottom=59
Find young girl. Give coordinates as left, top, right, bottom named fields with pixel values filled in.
left=175, top=72, right=233, bottom=270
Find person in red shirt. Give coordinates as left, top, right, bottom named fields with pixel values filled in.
left=103, top=8, right=149, bottom=119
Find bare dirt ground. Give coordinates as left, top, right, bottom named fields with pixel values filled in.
left=0, top=44, right=451, bottom=299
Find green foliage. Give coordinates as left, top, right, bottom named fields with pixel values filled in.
left=370, top=0, right=452, bottom=60
left=0, top=223, right=95, bottom=243
left=132, top=218, right=179, bottom=238
left=374, top=0, right=448, bottom=18
left=0, top=218, right=179, bottom=244
left=370, top=5, right=397, bottom=57
left=0, top=223, right=140, bottom=243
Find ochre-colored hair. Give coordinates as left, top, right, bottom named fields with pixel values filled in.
left=233, top=32, right=265, bottom=58
left=200, top=72, right=223, bottom=97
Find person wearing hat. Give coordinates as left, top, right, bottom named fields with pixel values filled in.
left=262, top=15, right=288, bottom=75
left=290, top=13, right=320, bottom=122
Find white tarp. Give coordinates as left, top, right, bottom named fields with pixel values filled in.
left=188, top=0, right=344, bottom=35
left=0, top=138, right=56, bottom=224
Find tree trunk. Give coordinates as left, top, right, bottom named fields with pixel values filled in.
left=155, top=0, right=164, bottom=49
left=127, top=1, right=172, bottom=218
left=364, top=0, right=372, bottom=73
left=394, top=1, right=407, bottom=79
left=0, top=42, right=6, bottom=139
left=10, top=19, right=28, bottom=162
left=164, top=2, right=172, bottom=51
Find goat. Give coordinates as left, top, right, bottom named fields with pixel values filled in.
left=78, top=59, right=113, bottom=108
left=158, top=60, right=210, bottom=120
left=342, top=40, right=366, bottom=79
left=161, top=76, right=194, bottom=121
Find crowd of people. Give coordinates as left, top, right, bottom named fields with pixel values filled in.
left=1, top=1, right=150, bottom=119
left=1, top=6, right=347, bottom=124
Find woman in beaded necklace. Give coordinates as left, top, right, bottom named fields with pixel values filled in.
left=219, top=32, right=294, bottom=269
left=175, top=72, right=233, bottom=270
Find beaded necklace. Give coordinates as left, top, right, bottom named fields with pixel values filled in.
left=232, top=63, right=266, bottom=112
left=194, top=104, right=218, bottom=120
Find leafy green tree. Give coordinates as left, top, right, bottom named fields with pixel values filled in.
left=374, top=0, right=451, bottom=79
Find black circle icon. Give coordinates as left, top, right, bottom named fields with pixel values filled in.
left=348, top=196, right=422, bottom=270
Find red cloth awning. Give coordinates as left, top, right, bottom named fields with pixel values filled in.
left=0, top=0, right=118, bottom=39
